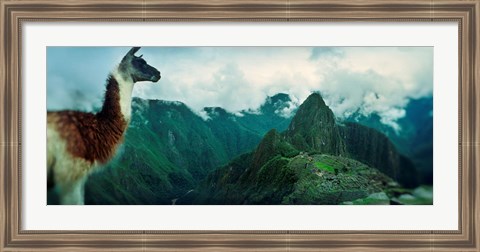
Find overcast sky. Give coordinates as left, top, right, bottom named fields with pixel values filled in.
left=47, top=46, right=433, bottom=130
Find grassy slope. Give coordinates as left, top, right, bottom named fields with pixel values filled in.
left=84, top=98, right=292, bottom=205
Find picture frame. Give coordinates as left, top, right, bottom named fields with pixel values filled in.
left=1, top=0, right=479, bottom=251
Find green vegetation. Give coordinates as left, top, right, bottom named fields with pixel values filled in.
left=185, top=93, right=425, bottom=205
left=285, top=93, right=346, bottom=156
left=75, top=92, right=429, bottom=205
left=345, top=97, right=433, bottom=185
left=83, top=95, right=293, bottom=205
left=313, top=156, right=349, bottom=174
left=314, top=161, right=334, bottom=173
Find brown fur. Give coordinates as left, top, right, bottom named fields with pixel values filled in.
left=48, top=76, right=127, bottom=164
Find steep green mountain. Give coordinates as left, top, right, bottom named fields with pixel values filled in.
left=84, top=95, right=294, bottom=205
left=234, top=93, right=295, bottom=135
left=285, top=92, right=346, bottom=155
left=284, top=93, right=417, bottom=187
left=345, top=97, right=433, bottom=184
left=183, top=93, right=421, bottom=204
left=80, top=92, right=427, bottom=205
left=339, top=122, right=418, bottom=188
left=202, top=107, right=261, bottom=161
left=86, top=99, right=227, bottom=204
left=399, top=98, right=433, bottom=184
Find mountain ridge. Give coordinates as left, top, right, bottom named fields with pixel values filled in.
left=83, top=94, right=294, bottom=204
left=78, top=92, right=427, bottom=205
left=183, top=92, right=420, bottom=204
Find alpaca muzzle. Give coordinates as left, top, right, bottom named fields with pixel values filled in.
left=151, top=71, right=161, bottom=82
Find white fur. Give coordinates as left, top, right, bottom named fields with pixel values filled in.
left=112, top=68, right=134, bottom=121
left=47, top=123, right=94, bottom=204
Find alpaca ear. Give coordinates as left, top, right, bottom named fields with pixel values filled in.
left=121, top=47, right=141, bottom=62
left=128, top=47, right=141, bottom=56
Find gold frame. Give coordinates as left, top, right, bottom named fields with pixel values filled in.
left=1, top=0, right=479, bottom=251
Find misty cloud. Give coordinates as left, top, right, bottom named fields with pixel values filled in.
left=310, top=47, right=433, bottom=131
left=309, top=47, right=344, bottom=60
left=47, top=46, right=433, bottom=132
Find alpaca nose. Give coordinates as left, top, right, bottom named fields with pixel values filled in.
left=151, top=71, right=161, bottom=82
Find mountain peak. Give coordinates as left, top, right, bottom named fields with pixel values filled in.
left=303, top=92, right=327, bottom=108
left=260, top=93, right=293, bottom=115
left=268, top=93, right=291, bottom=104
left=285, top=92, right=346, bottom=155
left=288, top=92, right=331, bottom=130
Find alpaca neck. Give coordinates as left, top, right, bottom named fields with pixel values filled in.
left=98, top=69, right=134, bottom=121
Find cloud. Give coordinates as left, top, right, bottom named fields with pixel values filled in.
left=47, top=46, right=433, bottom=131
left=309, top=47, right=344, bottom=60
left=275, top=100, right=300, bottom=118
left=47, top=47, right=124, bottom=111
left=310, top=47, right=433, bottom=130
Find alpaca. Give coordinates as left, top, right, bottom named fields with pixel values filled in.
left=47, top=47, right=161, bottom=204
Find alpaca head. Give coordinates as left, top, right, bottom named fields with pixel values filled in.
left=119, top=47, right=161, bottom=83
